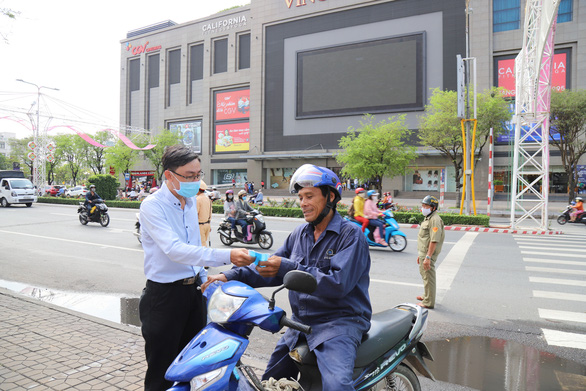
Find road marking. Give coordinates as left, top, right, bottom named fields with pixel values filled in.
left=526, top=266, right=586, bottom=276
left=542, top=328, right=586, bottom=350
left=436, top=232, right=478, bottom=304
left=515, top=241, right=584, bottom=248
left=539, top=309, right=586, bottom=324
left=0, top=229, right=143, bottom=253
left=371, top=279, right=423, bottom=288
left=513, top=237, right=585, bottom=243
left=523, top=258, right=586, bottom=266
left=519, top=245, right=582, bottom=252
left=529, top=277, right=586, bottom=287
left=533, top=290, right=586, bottom=302
left=521, top=251, right=584, bottom=259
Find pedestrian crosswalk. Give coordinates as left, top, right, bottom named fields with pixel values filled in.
left=514, top=233, right=586, bottom=350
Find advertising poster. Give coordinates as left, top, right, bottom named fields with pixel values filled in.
left=215, top=169, right=247, bottom=186
left=411, top=168, right=440, bottom=191
left=169, top=121, right=202, bottom=153
left=215, top=88, right=250, bottom=121
left=496, top=52, right=568, bottom=98
left=496, top=103, right=561, bottom=144
left=268, top=168, right=295, bottom=190
left=215, top=122, right=250, bottom=152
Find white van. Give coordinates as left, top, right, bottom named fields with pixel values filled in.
left=0, top=171, right=38, bottom=207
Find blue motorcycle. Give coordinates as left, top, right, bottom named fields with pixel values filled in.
left=165, top=270, right=434, bottom=390
left=346, top=209, right=407, bottom=252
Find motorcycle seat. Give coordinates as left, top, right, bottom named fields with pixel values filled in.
left=354, top=308, right=414, bottom=367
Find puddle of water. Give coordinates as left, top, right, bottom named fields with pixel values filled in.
left=425, top=336, right=586, bottom=391
left=0, top=279, right=141, bottom=327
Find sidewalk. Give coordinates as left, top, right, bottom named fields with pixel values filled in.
left=0, top=287, right=145, bottom=390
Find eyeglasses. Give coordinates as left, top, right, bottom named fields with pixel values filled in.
left=171, top=170, right=204, bottom=182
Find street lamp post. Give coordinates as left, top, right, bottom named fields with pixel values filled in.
left=16, top=79, right=59, bottom=192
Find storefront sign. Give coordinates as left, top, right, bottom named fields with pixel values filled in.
left=285, top=0, right=327, bottom=9
left=202, top=16, right=247, bottom=34
left=214, top=122, right=250, bottom=153
left=577, top=166, right=586, bottom=185
left=215, top=89, right=250, bottom=121
left=125, top=41, right=162, bottom=55
left=497, top=52, right=568, bottom=98
left=214, top=169, right=248, bottom=186
left=268, top=168, right=295, bottom=190
left=409, top=168, right=441, bottom=191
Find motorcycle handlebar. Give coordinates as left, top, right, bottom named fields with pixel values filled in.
left=280, top=316, right=311, bottom=334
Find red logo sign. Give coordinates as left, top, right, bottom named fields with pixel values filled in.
left=497, top=53, right=567, bottom=98
left=215, top=89, right=250, bottom=121
left=125, top=41, right=162, bottom=55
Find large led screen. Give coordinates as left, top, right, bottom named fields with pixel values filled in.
left=215, top=88, right=250, bottom=121
left=214, top=122, right=250, bottom=153
left=296, top=33, right=424, bottom=119
left=169, top=120, right=202, bottom=153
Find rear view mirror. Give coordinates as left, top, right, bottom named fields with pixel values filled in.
left=283, top=270, right=317, bottom=294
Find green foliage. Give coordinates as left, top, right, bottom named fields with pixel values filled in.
left=53, top=134, right=87, bottom=185
left=336, top=115, right=417, bottom=193
left=85, top=131, right=111, bottom=175
left=8, top=137, right=33, bottom=176
left=143, top=131, right=182, bottom=182
left=0, top=153, right=9, bottom=170
left=87, top=174, right=120, bottom=200
left=104, top=139, right=142, bottom=176
left=550, top=89, right=586, bottom=201
left=392, top=211, right=490, bottom=227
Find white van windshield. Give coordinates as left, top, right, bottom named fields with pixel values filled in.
left=9, top=179, right=34, bottom=189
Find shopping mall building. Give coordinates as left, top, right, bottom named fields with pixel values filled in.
left=119, top=0, right=584, bottom=197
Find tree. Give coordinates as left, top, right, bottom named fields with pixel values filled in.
left=419, top=87, right=511, bottom=207
left=0, top=153, right=10, bottom=170
left=143, top=130, right=181, bottom=182
left=104, top=140, right=140, bottom=179
left=84, top=131, right=111, bottom=175
left=54, top=134, right=87, bottom=186
left=549, top=89, right=586, bottom=202
left=8, top=137, right=33, bottom=177
left=336, top=114, right=417, bottom=194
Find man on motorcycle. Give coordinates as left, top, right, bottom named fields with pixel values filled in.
left=570, top=196, right=584, bottom=222
left=235, top=189, right=254, bottom=240
left=204, top=164, right=371, bottom=391
left=364, top=190, right=388, bottom=246
left=224, top=189, right=246, bottom=237
left=84, top=184, right=100, bottom=214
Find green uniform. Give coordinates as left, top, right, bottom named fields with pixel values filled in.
left=417, top=211, right=445, bottom=308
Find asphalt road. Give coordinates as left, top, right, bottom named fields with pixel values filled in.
left=1, top=202, right=585, bottom=390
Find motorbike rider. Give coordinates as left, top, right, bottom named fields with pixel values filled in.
left=570, top=196, right=584, bottom=222
left=224, top=190, right=246, bottom=237
left=203, top=164, right=372, bottom=391
left=363, top=190, right=388, bottom=246
left=235, top=189, right=254, bottom=240
left=353, top=187, right=370, bottom=232
left=84, top=185, right=101, bottom=215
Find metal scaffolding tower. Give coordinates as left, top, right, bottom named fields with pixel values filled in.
left=510, top=0, right=560, bottom=230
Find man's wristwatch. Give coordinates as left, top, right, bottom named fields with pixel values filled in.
left=425, top=255, right=431, bottom=260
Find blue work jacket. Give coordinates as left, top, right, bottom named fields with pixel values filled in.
left=223, top=211, right=372, bottom=350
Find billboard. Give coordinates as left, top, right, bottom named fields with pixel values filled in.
left=169, top=120, right=202, bottom=153
left=214, top=122, right=250, bottom=153
left=215, top=88, right=250, bottom=121
left=495, top=50, right=569, bottom=98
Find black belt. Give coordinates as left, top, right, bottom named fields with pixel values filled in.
left=199, top=220, right=210, bottom=225
left=149, top=276, right=198, bottom=286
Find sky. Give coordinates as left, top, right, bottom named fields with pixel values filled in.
left=0, top=0, right=249, bottom=138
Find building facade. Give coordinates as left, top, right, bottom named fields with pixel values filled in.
left=119, top=0, right=585, bottom=197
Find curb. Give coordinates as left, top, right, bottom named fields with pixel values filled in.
left=400, top=224, right=563, bottom=235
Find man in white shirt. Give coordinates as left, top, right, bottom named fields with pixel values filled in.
left=138, top=145, right=253, bottom=391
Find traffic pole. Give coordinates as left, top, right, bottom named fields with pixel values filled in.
left=487, top=127, right=493, bottom=217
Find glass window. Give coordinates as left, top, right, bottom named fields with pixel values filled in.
left=168, top=49, right=181, bottom=85
left=238, top=33, right=251, bottom=70
left=213, top=38, right=228, bottom=74
left=190, top=44, right=204, bottom=81
left=129, top=58, right=140, bottom=91
left=493, top=0, right=520, bottom=32
left=557, top=0, right=573, bottom=23
left=147, top=54, right=159, bottom=88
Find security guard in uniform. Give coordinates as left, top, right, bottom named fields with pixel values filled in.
left=196, top=180, right=212, bottom=247
left=416, top=195, right=444, bottom=309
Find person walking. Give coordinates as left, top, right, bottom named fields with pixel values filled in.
left=138, top=145, right=253, bottom=391
left=416, top=195, right=444, bottom=309
left=196, top=180, right=212, bottom=247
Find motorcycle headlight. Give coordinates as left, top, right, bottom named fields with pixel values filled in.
left=255, top=215, right=265, bottom=224
left=208, top=287, right=246, bottom=323
left=190, top=366, right=226, bottom=390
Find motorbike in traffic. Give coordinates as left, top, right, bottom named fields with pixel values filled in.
left=346, top=209, right=407, bottom=252
left=164, top=270, right=434, bottom=390
left=557, top=205, right=586, bottom=225
left=134, top=213, right=141, bottom=243
left=77, top=199, right=110, bottom=227
left=218, top=209, right=273, bottom=249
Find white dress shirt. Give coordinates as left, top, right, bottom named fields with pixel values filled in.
left=140, top=182, right=231, bottom=283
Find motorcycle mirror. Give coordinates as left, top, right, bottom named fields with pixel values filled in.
left=283, top=271, right=317, bottom=294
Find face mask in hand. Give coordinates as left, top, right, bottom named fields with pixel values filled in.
left=421, top=207, right=432, bottom=216
left=171, top=172, right=200, bottom=198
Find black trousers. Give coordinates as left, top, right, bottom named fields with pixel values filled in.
left=139, top=280, right=206, bottom=391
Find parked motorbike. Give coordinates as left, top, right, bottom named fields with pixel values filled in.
left=134, top=213, right=141, bottom=243
left=218, top=210, right=273, bottom=249
left=164, top=270, right=434, bottom=390
left=346, top=209, right=407, bottom=252
left=557, top=205, right=586, bottom=225
left=77, top=199, right=110, bottom=227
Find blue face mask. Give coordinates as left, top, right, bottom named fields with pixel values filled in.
left=242, top=196, right=247, bottom=201
left=171, top=173, right=200, bottom=198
